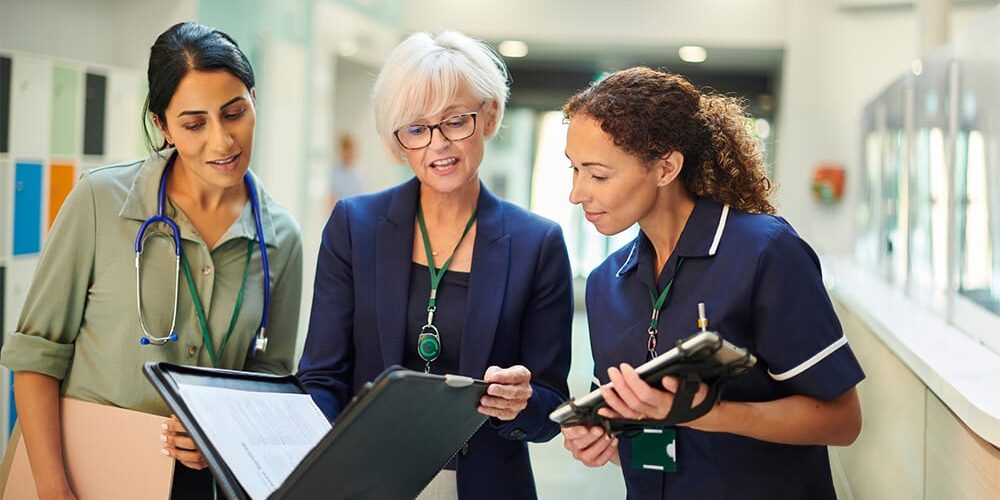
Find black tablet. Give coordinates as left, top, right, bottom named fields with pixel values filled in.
left=549, top=331, right=756, bottom=425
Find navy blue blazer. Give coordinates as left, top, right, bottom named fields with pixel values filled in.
left=297, top=177, right=573, bottom=500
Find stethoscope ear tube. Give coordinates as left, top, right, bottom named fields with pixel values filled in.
left=135, top=246, right=182, bottom=346
left=244, top=175, right=270, bottom=357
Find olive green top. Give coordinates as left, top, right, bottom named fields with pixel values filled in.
left=1, top=150, right=303, bottom=416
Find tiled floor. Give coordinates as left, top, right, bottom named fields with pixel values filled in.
left=529, top=312, right=626, bottom=499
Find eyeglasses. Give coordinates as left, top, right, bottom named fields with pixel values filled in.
left=394, top=112, right=479, bottom=150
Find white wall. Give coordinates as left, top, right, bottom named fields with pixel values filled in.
left=0, top=0, right=196, bottom=71
left=774, top=0, right=997, bottom=255
left=401, top=0, right=787, bottom=47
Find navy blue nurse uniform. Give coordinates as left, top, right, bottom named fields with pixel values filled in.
left=297, top=177, right=574, bottom=500
left=586, top=197, right=864, bottom=500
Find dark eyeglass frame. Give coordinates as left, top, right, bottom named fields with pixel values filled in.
left=393, top=111, right=479, bottom=150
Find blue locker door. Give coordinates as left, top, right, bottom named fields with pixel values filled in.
left=13, top=161, right=42, bottom=255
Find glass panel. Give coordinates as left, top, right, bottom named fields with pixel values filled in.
left=909, top=59, right=951, bottom=303
left=855, top=111, right=881, bottom=267
left=881, top=80, right=908, bottom=287
left=950, top=8, right=1000, bottom=352
left=956, top=58, right=1000, bottom=315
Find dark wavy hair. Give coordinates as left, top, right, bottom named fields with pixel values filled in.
left=142, top=22, right=255, bottom=151
left=563, top=67, right=775, bottom=214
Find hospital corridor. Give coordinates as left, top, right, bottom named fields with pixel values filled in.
left=1, top=1, right=999, bottom=499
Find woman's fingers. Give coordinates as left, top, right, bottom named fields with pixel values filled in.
left=562, top=426, right=618, bottom=467
left=479, top=394, right=528, bottom=411
left=483, top=365, right=531, bottom=385
left=480, top=365, right=533, bottom=420
left=163, top=431, right=198, bottom=451
left=168, top=447, right=208, bottom=470
left=604, top=366, right=657, bottom=419
left=486, top=381, right=532, bottom=401
left=478, top=396, right=527, bottom=420
left=161, top=415, right=207, bottom=470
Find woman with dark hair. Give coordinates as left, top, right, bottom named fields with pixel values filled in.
left=0, top=22, right=302, bottom=499
left=560, top=67, right=864, bottom=499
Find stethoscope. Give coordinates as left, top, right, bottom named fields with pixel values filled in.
left=134, top=155, right=270, bottom=356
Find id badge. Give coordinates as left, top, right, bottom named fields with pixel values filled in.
left=630, top=427, right=677, bottom=472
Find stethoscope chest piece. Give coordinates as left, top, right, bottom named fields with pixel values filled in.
left=253, top=329, right=269, bottom=354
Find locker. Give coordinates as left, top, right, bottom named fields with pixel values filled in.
left=106, top=69, right=143, bottom=161
left=51, top=65, right=82, bottom=156
left=13, top=162, right=42, bottom=255
left=48, top=163, right=75, bottom=229
left=0, top=55, right=10, bottom=153
left=0, top=160, right=9, bottom=258
left=83, top=72, right=106, bottom=156
left=10, top=55, right=52, bottom=157
left=0, top=266, right=4, bottom=348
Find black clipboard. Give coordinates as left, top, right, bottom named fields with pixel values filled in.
left=144, top=362, right=489, bottom=500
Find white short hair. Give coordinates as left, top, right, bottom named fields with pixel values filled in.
left=372, top=31, right=510, bottom=162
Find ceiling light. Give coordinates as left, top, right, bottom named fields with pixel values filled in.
left=678, top=45, right=707, bottom=63
left=498, top=40, right=529, bottom=58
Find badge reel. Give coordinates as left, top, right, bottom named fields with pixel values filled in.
left=417, top=275, right=444, bottom=373
left=418, top=322, right=441, bottom=370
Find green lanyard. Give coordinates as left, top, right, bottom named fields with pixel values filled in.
left=415, top=204, right=477, bottom=373
left=179, top=239, right=253, bottom=368
left=647, top=257, right=685, bottom=359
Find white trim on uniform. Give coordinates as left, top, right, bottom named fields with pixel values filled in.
left=708, top=204, right=730, bottom=256
left=616, top=240, right=639, bottom=277
left=768, top=335, right=849, bottom=381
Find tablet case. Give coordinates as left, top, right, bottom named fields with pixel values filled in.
left=549, top=331, right=756, bottom=430
left=144, top=363, right=488, bottom=500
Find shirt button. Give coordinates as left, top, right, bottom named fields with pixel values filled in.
left=510, top=429, right=526, bottom=440
left=187, top=346, right=197, bottom=357
left=460, top=442, right=469, bottom=456
left=201, top=266, right=212, bottom=276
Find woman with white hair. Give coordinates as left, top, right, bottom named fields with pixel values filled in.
left=297, top=31, right=573, bottom=499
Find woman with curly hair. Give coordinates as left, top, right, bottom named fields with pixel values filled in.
left=559, top=67, right=864, bottom=499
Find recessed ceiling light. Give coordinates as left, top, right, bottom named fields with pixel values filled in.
left=678, top=45, right=707, bottom=63
left=499, top=40, right=529, bottom=58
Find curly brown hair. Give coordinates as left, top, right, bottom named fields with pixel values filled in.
left=563, top=67, right=775, bottom=214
